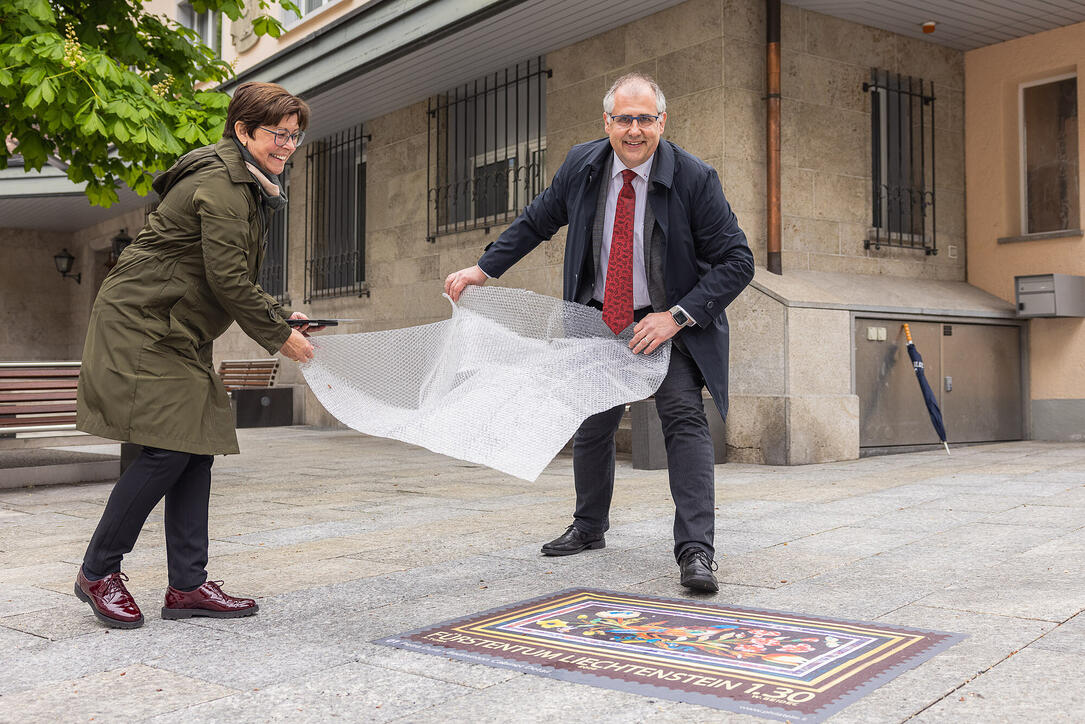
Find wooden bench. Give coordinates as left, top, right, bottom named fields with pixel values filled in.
left=217, top=358, right=292, bottom=427
left=0, top=361, right=81, bottom=435
left=217, top=359, right=280, bottom=392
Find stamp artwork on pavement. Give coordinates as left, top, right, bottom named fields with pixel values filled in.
left=376, top=588, right=966, bottom=722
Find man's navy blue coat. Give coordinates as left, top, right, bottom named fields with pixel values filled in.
left=477, top=138, right=755, bottom=420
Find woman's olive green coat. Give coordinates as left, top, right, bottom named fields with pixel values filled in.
left=76, top=139, right=291, bottom=455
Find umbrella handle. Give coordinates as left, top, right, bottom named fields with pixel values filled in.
left=902, top=323, right=914, bottom=344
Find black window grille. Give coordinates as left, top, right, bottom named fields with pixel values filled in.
left=427, top=57, right=550, bottom=241
left=863, top=69, right=937, bottom=254
left=304, top=125, right=368, bottom=302
left=258, top=161, right=290, bottom=303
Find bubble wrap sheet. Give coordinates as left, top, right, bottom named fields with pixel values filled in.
left=300, top=286, right=671, bottom=481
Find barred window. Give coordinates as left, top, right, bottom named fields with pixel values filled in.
left=864, top=69, right=937, bottom=254
left=427, top=57, right=549, bottom=241
left=304, top=126, right=367, bottom=302
left=1021, top=74, right=1079, bottom=234
left=258, top=162, right=290, bottom=303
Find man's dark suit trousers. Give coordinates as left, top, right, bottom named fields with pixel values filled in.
left=82, top=446, right=213, bottom=591
left=572, top=340, right=715, bottom=561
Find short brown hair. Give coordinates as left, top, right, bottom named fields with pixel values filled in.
left=222, top=82, right=310, bottom=140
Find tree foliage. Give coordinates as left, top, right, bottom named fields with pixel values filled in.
left=0, top=0, right=299, bottom=206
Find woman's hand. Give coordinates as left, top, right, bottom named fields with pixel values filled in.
left=288, top=311, right=326, bottom=336
left=280, top=328, right=314, bottom=362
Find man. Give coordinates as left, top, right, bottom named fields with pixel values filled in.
left=444, top=73, right=753, bottom=593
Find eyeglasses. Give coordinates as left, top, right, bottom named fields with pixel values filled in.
left=607, top=113, right=662, bottom=129
left=257, top=127, right=305, bottom=147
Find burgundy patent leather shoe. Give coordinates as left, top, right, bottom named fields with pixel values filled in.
left=161, top=580, right=259, bottom=620
left=75, top=569, right=144, bottom=629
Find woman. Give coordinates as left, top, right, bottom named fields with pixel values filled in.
left=74, top=82, right=315, bottom=629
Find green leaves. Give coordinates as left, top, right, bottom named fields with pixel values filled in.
left=0, top=0, right=301, bottom=207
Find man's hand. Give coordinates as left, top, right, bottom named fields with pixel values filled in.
left=279, top=328, right=314, bottom=362
left=444, top=265, right=488, bottom=302
left=630, top=312, right=680, bottom=354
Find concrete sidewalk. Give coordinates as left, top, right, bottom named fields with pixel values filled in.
left=0, top=427, right=1081, bottom=722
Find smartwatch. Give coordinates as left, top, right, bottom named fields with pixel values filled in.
left=669, top=305, right=695, bottom=328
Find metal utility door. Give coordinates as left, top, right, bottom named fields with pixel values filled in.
left=855, top=320, right=1023, bottom=448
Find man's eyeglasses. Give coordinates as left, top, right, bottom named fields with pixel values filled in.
left=608, top=113, right=662, bottom=129
left=257, top=127, right=305, bottom=147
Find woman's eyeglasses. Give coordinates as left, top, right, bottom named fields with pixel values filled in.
left=257, top=127, right=305, bottom=147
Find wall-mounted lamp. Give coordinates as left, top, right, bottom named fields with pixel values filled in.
left=108, top=228, right=133, bottom=267
left=53, top=248, right=81, bottom=284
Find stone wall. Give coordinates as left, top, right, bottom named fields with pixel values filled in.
left=780, top=6, right=965, bottom=278
left=15, top=0, right=969, bottom=452
left=0, top=228, right=79, bottom=360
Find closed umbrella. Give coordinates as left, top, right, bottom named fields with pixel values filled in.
left=902, top=323, right=950, bottom=455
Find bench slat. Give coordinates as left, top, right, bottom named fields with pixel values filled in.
left=0, top=380, right=79, bottom=391
left=217, top=359, right=278, bottom=392
left=0, top=369, right=80, bottom=378
left=0, top=391, right=77, bottom=403
left=0, top=363, right=82, bottom=438
left=0, top=403, right=77, bottom=415
left=0, top=414, right=78, bottom=428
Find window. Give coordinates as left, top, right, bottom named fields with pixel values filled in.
left=177, top=1, right=221, bottom=56
left=259, top=162, right=291, bottom=303
left=863, top=69, right=937, bottom=254
left=284, top=0, right=336, bottom=24
left=304, top=126, right=367, bottom=301
left=1020, top=75, right=1080, bottom=235
left=427, top=57, right=549, bottom=241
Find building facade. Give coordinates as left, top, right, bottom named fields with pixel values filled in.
left=2, top=0, right=1082, bottom=460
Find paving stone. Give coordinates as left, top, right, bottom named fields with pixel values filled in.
left=1030, top=612, right=1085, bottom=654
left=779, top=525, right=927, bottom=557
left=717, top=546, right=854, bottom=588
left=918, top=559, right=1085, bottom=622
left=1, top=663, right=238, bottom=723
left=860, top=506, right=988, bottom=532
left=978, top=503, right=1085, bottom=529
left=145, top=628, right=359, bottom=690
left=922, top=522, right=1069, bottom=558
left=2, top=430, right=1083, bottom=721
left=916, top=492, right=1040, bottom=513
left=0, top=583, right=72, bottom=617
left=1, top=604, right=105, bottom=641
left=351, top=641, right=521, bottom=689
left=0, top=620, right=213, bottom=694
left=979, top=480, right=1077, bottom=498
left=0, top=560, right=78, bottom=585
left=908, top=646, right=1083, bottom=723
left=0, top=621, right=47, bottom=649
left=147, top=661, right=473, bottom=723
left=826, top=605, right=1055, bottom=723
left=736, top=579, right=934, bottom=621
left=394, top=662, right=688, bottom=723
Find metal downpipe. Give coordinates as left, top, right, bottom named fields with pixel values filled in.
left=766, top=0, right=782, bottom=275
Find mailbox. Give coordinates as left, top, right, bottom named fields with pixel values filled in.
left=1015, top=274, right=1085, bottom=317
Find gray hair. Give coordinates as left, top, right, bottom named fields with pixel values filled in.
left=603, top=73, right=667, bottom=114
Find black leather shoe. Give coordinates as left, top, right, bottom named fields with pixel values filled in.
left=541, top=525, right=605, bottom=556
left=678, top=548, right=719, bottom=593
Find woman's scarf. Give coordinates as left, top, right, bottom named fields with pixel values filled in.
left=235, top=138, right=288, bottom=213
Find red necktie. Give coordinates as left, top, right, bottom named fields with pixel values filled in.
left=602, top=169, right=637, bottom=334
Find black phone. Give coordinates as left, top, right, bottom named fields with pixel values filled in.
left=285, top=319, right=339, bottom=327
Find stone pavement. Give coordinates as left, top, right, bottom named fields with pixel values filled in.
left=0, top=427, right=1082, bottom=723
